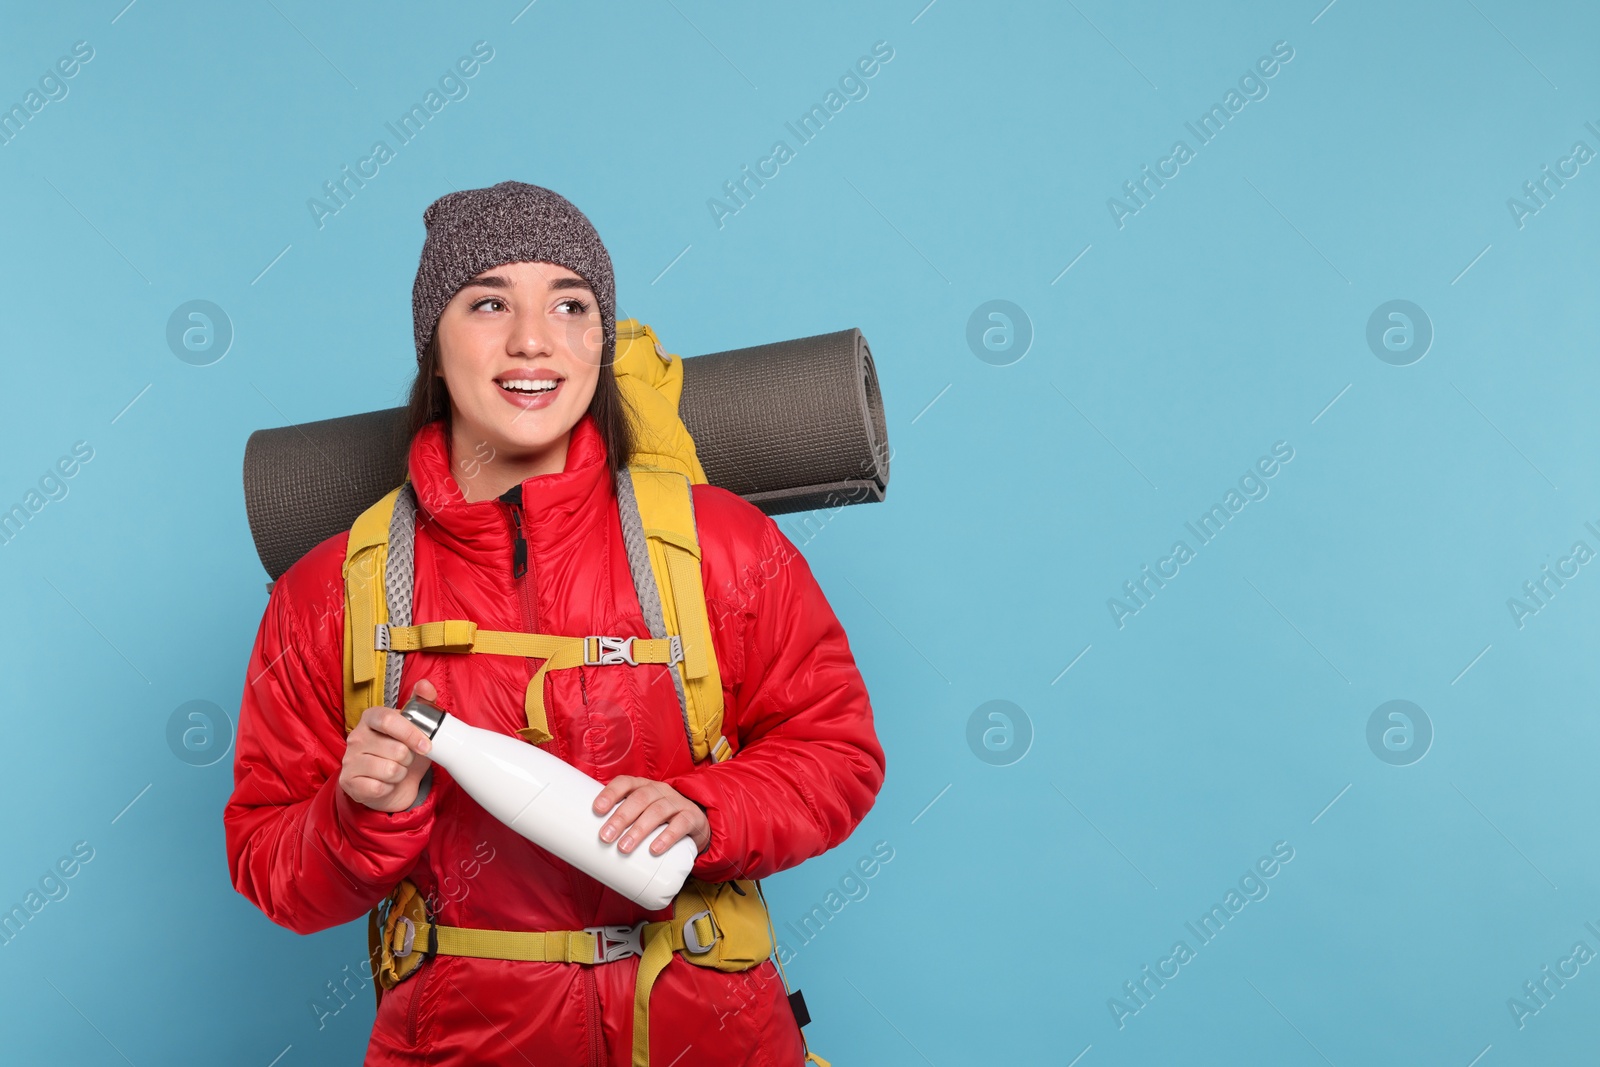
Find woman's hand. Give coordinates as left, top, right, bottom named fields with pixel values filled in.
left=593, top=776, right=710, bottom=856
left=340, top=679, right=437, bottom=812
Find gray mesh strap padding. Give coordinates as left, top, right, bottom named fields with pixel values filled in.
left=382, top=483, right=418, bottom=710
left=614, top=468, right=694, bottom=753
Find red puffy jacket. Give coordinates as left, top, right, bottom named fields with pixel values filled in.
left=225, top=412, right=886, bottom=1065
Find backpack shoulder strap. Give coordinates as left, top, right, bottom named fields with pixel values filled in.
left=342, top=482, right=417, bottom=732
left=617, top=463, right=731, bottom=764
left=612, top=319, right=730, bottom=764
left=342, top=482, right=420, bottom=1012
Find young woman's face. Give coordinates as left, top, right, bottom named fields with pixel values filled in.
left=434, top=260, right=604, bottom=471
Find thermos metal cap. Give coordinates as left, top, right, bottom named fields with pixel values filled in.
left=401, top=697, right=446, bottom=738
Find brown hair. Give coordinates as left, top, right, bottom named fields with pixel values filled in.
left=406, top=330, right=637, bottom=481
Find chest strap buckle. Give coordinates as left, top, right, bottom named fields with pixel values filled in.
left=585, top=635, right=637, bottom=666
left=587, top=922, right=646, bottom=962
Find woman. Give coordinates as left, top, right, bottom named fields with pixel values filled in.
left=224, top=181, right=886, bottom=1065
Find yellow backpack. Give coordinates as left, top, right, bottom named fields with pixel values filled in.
left=339, top=321, right=825, bottom=1067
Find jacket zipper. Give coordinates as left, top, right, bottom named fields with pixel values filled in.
left=503, top=483, right=603, bottom=1066
left=585, top=969, right=603, bottom=1067
left=500, top=485, right=530, bottom=583
left=499, top=485, right=538, bottom=636
left=404, top=961, right=434, bottom=1047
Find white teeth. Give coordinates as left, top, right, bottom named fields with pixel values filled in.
left=499, top=379, right=559, bottom=393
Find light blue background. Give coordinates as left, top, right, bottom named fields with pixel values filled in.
left=1, top=1, right=1596, bottom=1063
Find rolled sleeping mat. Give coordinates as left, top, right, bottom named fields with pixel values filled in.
left=680, top=327, right=888, bottom=516
left=244, top=327, right=889, bottom=581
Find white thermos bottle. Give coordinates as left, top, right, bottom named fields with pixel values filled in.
left=400, top=696, right=696, bottom=910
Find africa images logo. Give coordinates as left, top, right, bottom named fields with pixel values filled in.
left=706, top=41, right=895, bottom=229
left=1108, top=841, right=1296, bottom=1029
left=1106, top=40, right=1295, bottom=230
left=1107, top=441, right=1295, bottom=629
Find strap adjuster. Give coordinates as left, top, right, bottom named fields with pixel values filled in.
left=374, top=623, right=391, bottom=651
left=587, top=922, right=646, bottom=962
left=393, top=915, right=416, bottom=958
left=681, top=909, right=718, bottom=955
left=584, top=635, right=637, bottom=666
left=667, top=634, right=684, bottom=667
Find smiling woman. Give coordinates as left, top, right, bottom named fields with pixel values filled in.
left=225, top=180, right=883, bottom=1067
left=406, top=202, right=636, bottom=498
left=416, top=262, right=614, bottom=501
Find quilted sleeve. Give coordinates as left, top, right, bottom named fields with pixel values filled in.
left=666, top=508, right=885, bottom=882
left=223, top=537, right=438, bottom=935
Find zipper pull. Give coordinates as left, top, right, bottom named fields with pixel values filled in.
left=500, top=484, right=528, bottom=579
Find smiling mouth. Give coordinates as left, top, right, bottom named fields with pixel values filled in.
left=498, top=379, right=561, bottom=395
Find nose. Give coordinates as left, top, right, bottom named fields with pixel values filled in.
left=508, top=301, right=554, bottom=358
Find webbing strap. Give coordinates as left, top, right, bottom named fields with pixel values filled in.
left=377, top=624, right=683, bottom=745
left=629, top=465, right=730, bottom=764
left=628, top=912, right=712, bottom=1066
left=382, top=624, right=680, bottom=664
left=409, top=914, right=719, bottom=1067
left=343, top=486, right=404, bottom=732
left=518, top=642, right=585, bottom=745
left=633, top=924, right=677, bottom=1067
left=346, top=487, right=406, bottom=1005
left=663, top=548, right=710, bottom=681
left=641, top=525, right=701, bottom=558
left=616, top=467, right=697, bottom=756
left=414, top=922, right=610, bottom=964
left=349, top=584, right=377, bottom=686
left=384, top=619, right=482, bottom=652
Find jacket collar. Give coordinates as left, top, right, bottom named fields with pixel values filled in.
left=407, top=411, right=613, bottom=560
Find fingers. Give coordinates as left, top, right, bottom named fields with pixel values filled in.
left=616, top=796, right=682, bottom=854
left=593, top=775, right=643, bottom=817
left=598, top=779, right=658, bottom=845
left=595, top=778, right=708, bottom=854
left=360, top=704, right=432, bottom=757
left=410, top=678, right=438, bottom=704
left=604, top=796, right=688, bottom=857
left=354, top=730, right=415, bottom=768
left=341, top=696, right=436, bottom=812
left=343, top=774, right=395, bottom=807
left=342, top=750, right=425, bottom=802
left=345, top=751, right=412, bottom=786
left=647, top=809, right=702, bottom=855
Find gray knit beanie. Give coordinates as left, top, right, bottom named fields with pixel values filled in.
left=411, top=181, right=615, bottom=365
